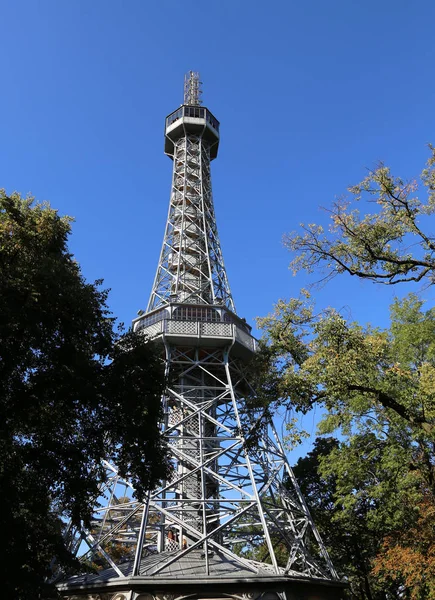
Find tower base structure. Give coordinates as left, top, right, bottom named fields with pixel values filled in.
left=55, top=304, right=347, bottom=599
left=56, top=550, right=346, bottom=600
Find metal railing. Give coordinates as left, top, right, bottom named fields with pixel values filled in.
left=138, top=318, right=255, bottom=351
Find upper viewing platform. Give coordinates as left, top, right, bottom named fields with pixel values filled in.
left=164, top=105, right=220, bottom=159
left=164, top=72, right=220, bottom=159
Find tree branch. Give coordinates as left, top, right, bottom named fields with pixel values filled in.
left=347, top=384, right=434, bottom=433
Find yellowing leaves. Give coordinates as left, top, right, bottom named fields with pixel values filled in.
left=385, top=364, right=412, bottom=378
left=374, top=498, right=435, bottom=600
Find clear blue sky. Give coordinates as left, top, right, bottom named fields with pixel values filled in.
left=2, top=1, right=434, bottom=442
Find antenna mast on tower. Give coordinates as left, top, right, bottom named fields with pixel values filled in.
left=184, top=70, right=202, bottom=105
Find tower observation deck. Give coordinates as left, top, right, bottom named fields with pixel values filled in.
left=58, top=73, right=345, bottom=600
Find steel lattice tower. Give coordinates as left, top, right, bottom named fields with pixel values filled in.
left=59, top=73, right=344, bottom=600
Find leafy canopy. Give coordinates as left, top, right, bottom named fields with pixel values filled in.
left=293, top=437, right=404, bottom=600
left=255, top=147, right=435, bottom=599
left=0, top=191, right=168, bottom=599
left=287, top=145, right=435, bottom=286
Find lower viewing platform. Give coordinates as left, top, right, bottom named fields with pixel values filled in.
left=133, top=304, right=256, bottom=356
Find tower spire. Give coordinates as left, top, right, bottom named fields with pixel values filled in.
left=184, top=70, right=202, bottom=106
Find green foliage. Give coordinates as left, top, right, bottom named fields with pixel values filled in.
left=293, top=437, right=404, bottom=599
left=0, top=191, right=168, bottom=599
left=258, top=292, right=435, bottom=596
left=255, top=147, right=435, bottom=597
left=258, top=291, right=435, bottom=445
left=286, top=145, right=435, bottom=286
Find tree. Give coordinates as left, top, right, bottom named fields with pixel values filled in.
left=254, top=148, right=435, bottom=597
left=257, top=295, right=435, bottom=599
left=287, top=145, right=435, bottom=286
left=0, top=191, right=168, bottom=599
left=293, top=437, right=403, bottom=600
left=373, top=494, right=435, bottom=600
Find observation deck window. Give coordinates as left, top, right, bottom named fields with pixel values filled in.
left=166, top=107, right=220, bottom=133
left=206, top=112, right=219, bottom=131
left=167, top=108, right=183, bottom=127
left=223, top=311, right=250, bottom=332
left=136, top=309, right=166, bottom=331
left=184, top=106, right=205, bottom=119
left=173, top=306, right=220, bottom=322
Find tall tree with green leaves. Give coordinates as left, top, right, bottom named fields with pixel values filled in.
left=293, top=437, right=404, bottom=600
left=253, top=147, right=435, bottom=599
left=0, top=190, right=168, bottom=599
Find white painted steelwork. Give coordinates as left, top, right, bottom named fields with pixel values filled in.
left=184, top=71, right=202, bottom=106
left=64, top=73, right=339, bottom=585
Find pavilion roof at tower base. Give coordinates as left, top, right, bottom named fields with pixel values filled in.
left=55, top=549, right=347, bottom=600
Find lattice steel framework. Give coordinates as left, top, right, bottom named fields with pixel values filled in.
left=148, top=137, right=234, bottom=311
left=63, top=73, right=339, bottom=587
